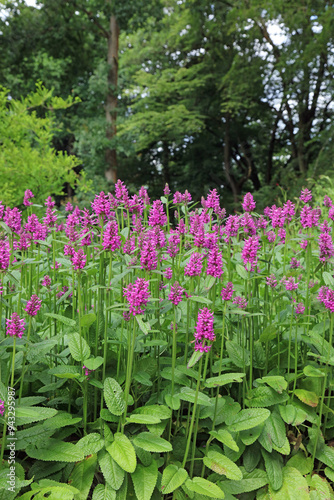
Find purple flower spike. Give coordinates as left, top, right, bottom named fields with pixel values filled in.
left=6, top=313, right=25, bottom=338
left=168, top=281, right=185, bottom=306
left=194, top=308, right=215, bottom=352
left=23, top=189, right=34, bottom=206
left=25, top=295, right=42, bottom=316
left=123, top=278, right=150, bottom=316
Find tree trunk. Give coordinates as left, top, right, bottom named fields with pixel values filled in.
left=224, top=113, right=239, bottom=205
left=105, top=14, right=119, bottom=184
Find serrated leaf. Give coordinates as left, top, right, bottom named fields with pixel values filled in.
left=92, top=483, right=116, bottom=500
left=179, top=387, right=211, bottom=406
left=268, top=466, right=309, bottom=499
left=186, top=477, right=225, bottom=499
left=131, top=461, right=158, bottom=500
left=165, top=393, right=181, bottom=410
left=209, top=429, right=239, bottom=452
left=261, top=449, right=283, bottom=491
left=286, top=452, right=313, bottom=475
left=324, top=467, right=334, bottom=482
left=43, top=413, right=82, bottom=429
left=189, top=295, right=212, bottom=305
left=44, top=313, right=76, bottom=327
left=226, top=340, right=250, bottom=368
left=246, top=386, right=289, bottom=407
left=15, top=406, right=57, bottom=426
left=68, top=333, right=90, bottom=362
left=161, top=465, right=188, bottom=495
left=228, top=408, right=270, bottom=432
left=136, top=315, right=150, bottom=334
left=294, top=389, right=318, bottom=407
left=261, top=376, right=288, bottom=393
left=261, top=410, right=286, bottom=448
left=69, top=454, right=97, bottom=500
left=107, top=433, right=136, bottom=473
left=133, top=432, right=172, bottom=453
left=205, top=373, right=246, bottom=388
left=104, top=378, right=125, bottom=416
left=48, top=365, right=80, bottom=379
left=135, top=405, right=171, bottom=420
left=303, top=365, right=325, bottom=378
left=222, top=467, right=268, bottom=495
left=187, top=350, right=204, bottom=368
left=239, top=424, right=264, bottom=446
left=26, top=438, right=85, bottom=462
left=278, top=405, right=308, bottom=426
left=126, top=414, right=161, bottom=425
left=203, top=451, right=242, bottom=480
left=76, top=434, right=104, bottom=455
left=133, top=371, right=152, bottom=386
left=98, top=449, right=124, bottom=490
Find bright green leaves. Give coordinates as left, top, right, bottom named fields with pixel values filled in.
left=131, top=461, right=158, bottom=500
left=26, top=438, right=85, bottom=462
left=185, top=477, right=225, bottom=498
left=161, top=465, right=188, bottom=495
left=294, top=389, right=319, bottom=407
left=103, top=378, right=125, bottom=416
left=15, top=407, right=57, bottom=426
left=261, top=449, right=283, bottom=491
left=107, top=433, right=136, bottom=473
left=268, top=467, right=309, bottom=499
left=227, top=408, right=270, bottom=432
left=98, top=449, right=125, bottom=490
left=68, top=333, right=90, bottom=362
left=205, top=372, right=246, bottom=388
left=68, top=454, right=97, bottom=500
left=203, top=451, right=242, bottom=480
left=210, top=429, right=239, bottom=452
left=133, top=432, right=172, bottom=453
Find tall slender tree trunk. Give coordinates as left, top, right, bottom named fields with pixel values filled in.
left=105, top=14, right=119, bottom=183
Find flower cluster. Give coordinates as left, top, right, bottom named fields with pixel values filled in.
left=221, top=282, right=234, bottom=301
left=194, top=307, right=215, bottom=352
left=123, top=278, right=150, bottom=316
left=0, top=399, right=4, bottom=416
left=6, top=313, right=25, bottom=338
left=168, top=281, right=185, bottom=306
left=23, top=189, right=34, bottom=206
left=25, top=295, right=42, bottom=316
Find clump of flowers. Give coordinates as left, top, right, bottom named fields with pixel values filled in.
left=300, top=188, right=312, bottom=203
left=266, top=274, right=278, bottom=288
left=221, top=282, right=234, bottom=301
left=103, top=221, right=121, bottom=252
left=184, top=252, right=204, bottom=277
left=163, top=267, right=173, bottom=279
left=123, top=278, right=150, bottom=316
left=6, top=313, right=25, bottom=338
left=168, top=281, right=185, bottom=306
left=23, top=189, right=34, bottom=206
left=25, top=295, right=42, bottom=316
left=233, top=296, right=247, bottom=309
left=282, top=277, right=299, bottom=291
left=83, top=365, right=93, bottom=378
left=242, top=192, right=256, bottom=212
left=194, top=307, right=215, bottom=352
left=0, top=399, right=4, bottom=416
left=71, top=249, right=86, bottom=270
left=0, top=240, right=10, bottom=271
left=242, top=236, right=260, bottom=271
left=41, top=275, right=51, bottom=288
left=295, top=302, right=305, bottom=314
left=206, top=246, right=223, bottom=278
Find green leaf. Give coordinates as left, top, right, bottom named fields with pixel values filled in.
left=68, top=333, right=90, bottom=362
left=131, top=461, right=158, bottom=500
left=165, top=393, right=181, bottom=410
left=136, top=315, right=150, bottom=334
left=98, top=449, right=124, bottom=490
left=246, top=386, right=289, bottom=407
left=203, top=451, right=242, bottom=480
left=189, top=295, right=212, bottom=305
left=133, top=371, right=152, bottom=386
left=239, top=424, right=264, bottom=446
left=43, top=413, right=82, bottom=429
left=48, top=365, right=80, bottom=379
left=83, top=356, right=104, bottom=371
left=303, top=365, right=325, bottom=378
left=44, top=313, right=76, bottom=327
left=15, top=406, right=57, bottom=426
left=209, top=429, right=239, bottom=452
left=104, top=378, right=125, bottom=416
left=226, top=340, right=250, bottom=368
left=80, top=313, right=97, bottom=328
left=228, top=408, right=270, bottom=432
left=261, top=376, right=288, bottom=393
left=135, top=405, right=171, bottom=420
left=92, top=483, right=116, bottom=500
left=286, top=452, right=313, bottom=476
left=186, top=477, right=225, bottom=499
left=294, top=389, right=318, bottom=407
left=161, top=465, right=188, bottom=495
left=107, top=433, right=136, bottom=473
left=268, top=466, right=309, bottom=499
left=261, top=410, right=286, bottom=448
left=324, top=467, right=334, bottom=482
left=133, top=432, right=172, bottom=453
left=323, top=271, right=334, bottom=287
left=236, top=263, right=248, bottom=280
left=278, top=405, right=308, bottom=426
left=222, top=468, right=268, bottom=495
left=68, top=454, right=97, bottom=500
left=126, top=414, right=161, bottom=425
left=26, top=438, right=85, bottom=462
left=179, top=387, right=211, bottom=406
left=76, top=434, right=104, bottom=455
left=187, top=350, right=204, bottom=368
left=261, top=449, right=283, bottom=491
left=205, top=373, right=246, bottom=388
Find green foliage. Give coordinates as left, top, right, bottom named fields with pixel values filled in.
left=0, top=84, right=79, bottom=206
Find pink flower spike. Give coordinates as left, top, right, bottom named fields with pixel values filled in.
left=242, top=192, right=256, bottom=212
left=25, top=295, right=42, bottom=316
left=6, top=313, right=25, bottom=338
